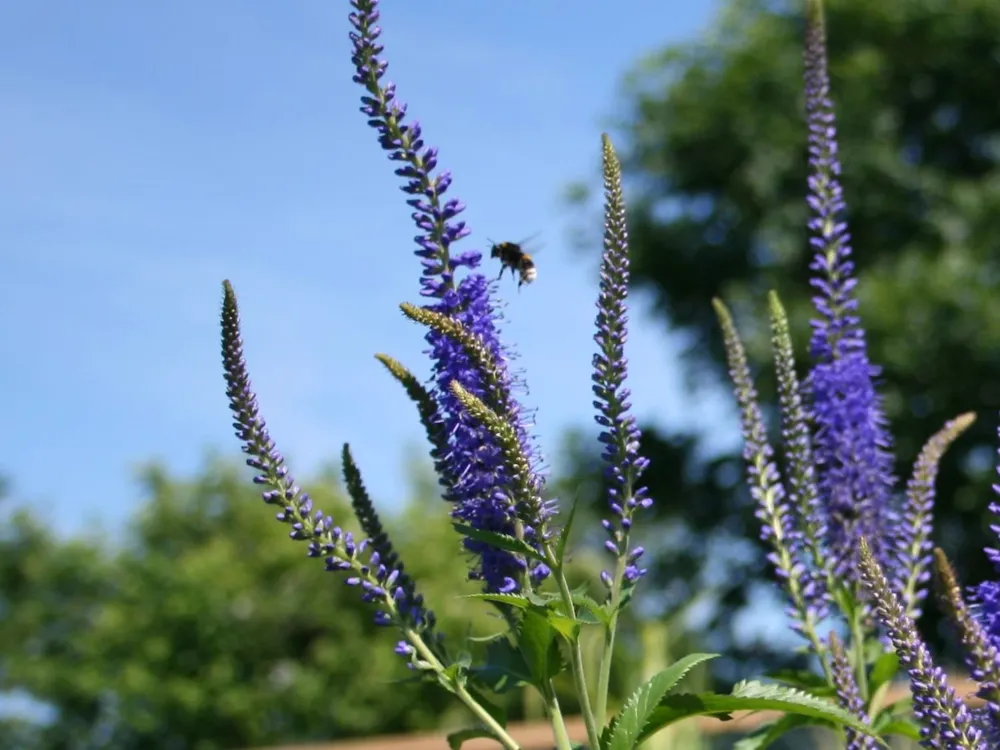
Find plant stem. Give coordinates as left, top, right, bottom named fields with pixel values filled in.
left=409, top=630, right=522, bottom=750
left=545, top=687, right=575, bottom=750
left=850, top=604, right=869, bottom=701
left=595, top=548, right=627, bottom=724
left=551, top=561, right=602, bottom=750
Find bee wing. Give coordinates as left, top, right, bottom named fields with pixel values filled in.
left=517, top=231, right=544, bottom=255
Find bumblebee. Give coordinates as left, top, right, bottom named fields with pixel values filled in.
left=490, top=240, right=537, bottom=289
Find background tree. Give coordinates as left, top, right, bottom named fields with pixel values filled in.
left=568, top=0, right=1000, bottom=680
left=0, top=460, right=512, bottom=749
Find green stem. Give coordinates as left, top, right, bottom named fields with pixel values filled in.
left=551, top=560, right=602, bottom=750
left=849, top=604, right=869, bottom=701
left=545, top=687, right=574, bottom=750
left=595, top=548, right=627, bottom=724
left=408, top=630, right=522, bottom=750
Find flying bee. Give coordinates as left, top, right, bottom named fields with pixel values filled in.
left=489, top=235, right=540, bottom=290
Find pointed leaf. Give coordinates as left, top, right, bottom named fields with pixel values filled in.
left=452, top=524, right=543, bottom=561
left=605, top=653, right=720, bottom=750
left=462, top=593, right=532, bottom=610
left=573, top=592, right=612, bottom=627
left=555, top=492, right=580, bottom=565
left=636, top=681, right=885, bottom=746
left=868, top=651, right=900, bottom=695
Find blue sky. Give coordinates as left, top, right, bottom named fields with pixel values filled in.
left=1, top=0, right=737, bottom=539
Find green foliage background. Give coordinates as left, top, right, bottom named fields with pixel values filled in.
left=0, top=463, right=501, bottom=748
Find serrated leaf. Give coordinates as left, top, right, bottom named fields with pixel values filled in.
left=573, top=593, right=612, bottom=626
left=447, top=728, right=494, bottom=749
left=604, top=653, right=720, bottom=750
left=600, top=654, right=719, bottom=750
left=636, top=680, right=886, bottom=746
left=732, top=714, right=821, bottom=750
left=452, top=523, right=543, bottom=561
left=525, top=590, right=562, bottom=608
left=462, top=593, right=532, bottom=610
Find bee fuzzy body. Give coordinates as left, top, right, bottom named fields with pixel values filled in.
left=490, top=241, right=537, bottom=289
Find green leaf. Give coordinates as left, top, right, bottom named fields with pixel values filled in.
left=546, top=610, right=581, bottom=642
left=636, top=680, right=886, bottom=746
left=868, top=651, right=900, bottom=695
left=462, top=593, right=532, bottom=610
left=872, top=718, right=921, bottom=741
left=518, top=609, right=560, bottom=688
left=604, top=653, right=720, bottom=750
left=447, top=728, right=495, bottom=749
left=764, top=669, right=831, bottom=692
left=525, top=590, right=562, bottom=608
left=555, top=493, right=580, bottom=565
left=732, top=714, right=823, bottom=750
left=469, top=639, right=533, bottom=694
left=572, top=592, right=612, bottom=627
left=452, top=524, right=543, bottom=562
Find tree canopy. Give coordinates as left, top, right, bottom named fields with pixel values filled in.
left=0, top=462, right=498, bottom=749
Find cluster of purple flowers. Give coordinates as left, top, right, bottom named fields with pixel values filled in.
left=348, top=0, right=551, bottom=593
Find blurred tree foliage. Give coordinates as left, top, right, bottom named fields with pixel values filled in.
left=568, top=0, right=1000, bottom=680
left=0, top=461, right=515, bottom=748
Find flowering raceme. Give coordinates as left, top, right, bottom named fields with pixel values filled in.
left=349, top=0, right=549, bottom=595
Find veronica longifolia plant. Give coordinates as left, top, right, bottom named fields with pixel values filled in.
left=215, top=1, right=885, bottom=748
left=716, top=0, right=988, bottom=748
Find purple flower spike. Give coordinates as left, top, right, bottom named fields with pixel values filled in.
left=350, top=0, right=548, bottom=593
left=349, top=0, right=473, bottom=298
left=803, top=0, right=897, bottom=587
left=593, top=134, right=651, bottom=590
left=828, top=633, right=878, bottom=750
left=858, top=538, right=983, bottom=749
left=220, top=281, right=432, bottom=638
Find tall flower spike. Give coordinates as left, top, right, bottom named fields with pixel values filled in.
left=934, top=549, right=1000, bottom=738
left=374, top=353, right=458, bottom=502
left=897, top=414, right=976, bottom=619
left=803, top=0, right=897, bottom=587
left=341, top=443, right=435, bottom=633
left=828, top=632, right=878, bottom=750
left=349, top=0, right=474, bottom=297
left=768, top=291, right=828, bottom=620
left=220, top=281, right=431, bottom=636
left=715, top=299, right=824, bottom=653
left=592, top=133, right=651, bottom=590
left=350, top=0, right=547, bottom=594
left=858, top=538, right=983, bottom=749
